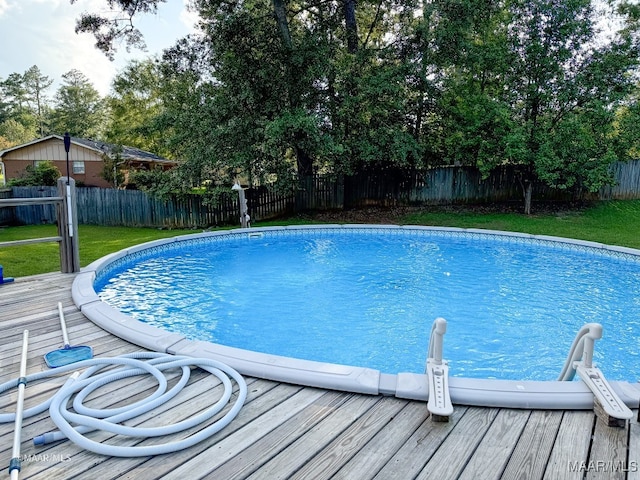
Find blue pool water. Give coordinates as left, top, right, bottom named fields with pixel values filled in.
left=95, top=228, right=640, bottom=381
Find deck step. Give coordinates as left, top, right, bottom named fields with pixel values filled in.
left=426, top=360, right=453, bottom=421
left=576, top=364, right=633, bottom=427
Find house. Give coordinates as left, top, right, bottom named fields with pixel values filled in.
left=0, top=135, right=177, bottom=188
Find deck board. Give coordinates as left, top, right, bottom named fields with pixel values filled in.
left=0, top=273, right=638, bottom=479
left=543, top=411, right=595, bottom=480
left=288, top=396, right=408, bottom=480
left=371, top=406, right=469, bottom=479
left=586, top=417, right=631, bottom=480
left=500, top=410, right=564, bottom=479
left=629, top=419, right=640, bottom=480
left=458, top=408, right=531, bottom=480
left=331, top=401, right=429, bottom=480
left=246, top=394, right=381, bottom=480
left=210, top=390, right=350, bottom=480
left=416, top=407, right=500, bottom=479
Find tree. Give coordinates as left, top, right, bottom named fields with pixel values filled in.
left=410, top=0, right=513, bottom=169
left=49, top=69, right=106, bottom=138
left=344, top=0, right=358, bottom=54
left=502, top=0, right=638, bottom=213
left=0, top=71, right=39, bottom=145
left=70, top=0, right=425, bottom=185
left=427, top=0, right=515, bottom=168
left=71, top=0, right=163, bottom=60
left=612, top=85, right=640, bottom=161
left=433, top=0, right=638, bottom=213
left=100, top=149, right=127, bottom=188
left=22, top=66, right=53, bottom=137
left=105, top=59, right=170, bottom=157
left=160, top=6, right=306, bottom=187
left=0, top=119, right=36, bottom=149
left=0, top=73, right=29, bottom=115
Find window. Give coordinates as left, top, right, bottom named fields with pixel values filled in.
left=72, top=161, right=85, bottom=174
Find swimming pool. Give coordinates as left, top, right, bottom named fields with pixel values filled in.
left=72, top=225, right=640, bottom=409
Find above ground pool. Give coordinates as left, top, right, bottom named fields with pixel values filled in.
left=72, top=225, right=640, bottom=409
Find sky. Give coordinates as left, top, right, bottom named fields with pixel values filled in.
left=0, top=0, right=199, bottom=96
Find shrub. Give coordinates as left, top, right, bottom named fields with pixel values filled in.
left=8, top=161, right=61, bottom=186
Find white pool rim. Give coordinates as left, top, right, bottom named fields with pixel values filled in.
left=72, top=224, right=640, bottom=410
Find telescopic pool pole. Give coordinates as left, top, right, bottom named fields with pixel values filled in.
left=63, top=133, right=73, bottom=238
left=9, top=330, right=29, bottom=480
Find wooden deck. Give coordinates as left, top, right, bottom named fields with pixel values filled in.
left=1, top=273, right=639, bottom=480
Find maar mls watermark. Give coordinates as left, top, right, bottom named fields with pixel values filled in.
left=568, top=460, right=638, bottom=473
left=20, top=453, right=72, bottom=464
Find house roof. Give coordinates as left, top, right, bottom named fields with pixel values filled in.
left=0, top=135, right=177, bottom=166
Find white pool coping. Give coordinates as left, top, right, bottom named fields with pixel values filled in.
left=72, top=225, right=640, bottom=410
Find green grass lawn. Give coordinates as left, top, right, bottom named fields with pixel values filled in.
left=0, top=225, right=197, bottom=278
left=2, top=199, right=640, bottom=278
left=401, top=200, right=640, bottom=249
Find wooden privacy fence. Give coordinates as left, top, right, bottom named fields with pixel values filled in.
left=341, top=166, right=569, bottom=208
left=298, top=160, right=640, bottom=209
left=0, top=190, right=11, bottom=225
left=0, top=178, right=79, bottom=273
left=600, top=160, right=640, bottom=200
left=2, top=186, right=292, bottom=229
left=2, top=159, right=640, bottom=229
left=75, top=188, right=239, bottom=228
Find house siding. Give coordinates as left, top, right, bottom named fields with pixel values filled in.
left=2, top=138, right=110, bottom=187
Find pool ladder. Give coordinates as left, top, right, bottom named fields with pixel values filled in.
left=558, top=323, right=633, bottom=426
left=426, top=318, right=454, bottom=421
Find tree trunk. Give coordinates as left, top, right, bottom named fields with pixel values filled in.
left=271, top=0, right=313, bottom=175
left=517, top=168, right=534, bottom=215
left=295, top=144, right=313, bottom=176
left=344, top=0, right=358, bottom=53
left=523, top=181, right=532, bottom=215
left=272, top=0, right=292, bottom=49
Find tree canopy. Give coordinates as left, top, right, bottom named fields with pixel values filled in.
left=71, top=0, right=639, bottom=211
left=0, top=66, right=109, bottom=147
left=49, top=69, right=105, bottom=138
left=5, top=0, right=640, bottom=213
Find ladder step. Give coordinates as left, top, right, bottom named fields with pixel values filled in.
left=576, top=364, right=633, bottom=425
left=426, top=360, right=453, bottom=420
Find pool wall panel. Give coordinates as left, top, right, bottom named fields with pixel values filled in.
left=168, top=339, right=382, bottom=395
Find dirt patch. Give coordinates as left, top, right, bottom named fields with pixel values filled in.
left=289, top=201, right=593, bottom=225
left=294, top=206, right=421, bottom=224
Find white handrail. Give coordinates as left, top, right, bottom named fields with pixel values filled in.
left=557, top=323, right=602, bottom=381
left=427, top=317, right=447, bottom=366
left=558, top=322, right=633, bottom=422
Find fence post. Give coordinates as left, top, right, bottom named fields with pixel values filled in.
left=57, top=177, right=80, bottom=273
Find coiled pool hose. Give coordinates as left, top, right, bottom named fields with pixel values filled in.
left=0, top=352, right=247, bottom=457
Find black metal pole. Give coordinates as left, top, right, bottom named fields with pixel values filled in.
left=63, top=132, right=71, bottom=185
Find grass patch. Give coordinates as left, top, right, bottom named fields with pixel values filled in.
left=2, top=200, right=640, bottom=277
left=0, top=225, right=197, bottom=278
left=401, top=200, right=640, bottom=249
